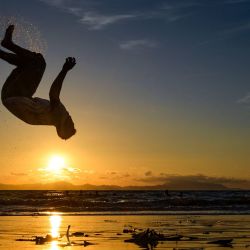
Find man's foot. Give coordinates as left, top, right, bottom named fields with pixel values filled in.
left=1, top=25, right=14, bottom=48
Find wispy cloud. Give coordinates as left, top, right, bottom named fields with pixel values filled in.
left=145, top=171, right=153, bottom=176
left=39, top=0, right=195, bottom=30
left=161, top=1, right=203, bottom=10
left=224, top=0, right=250, bottom=4
left=199, top=21, right=250, bottom=46
left=99, top=171, right=130, bottom=181
left=39, top=0, right=250, bottom=46
left=223, top=22, right=250, bottom=35
left=157, top=1, right=203, bottom=22
left=198, top=2, right=250, bottom=45
left=120, top=39, right=158, bottom=50
left=237, top=92, right=250, bottom=105
left=39, top=0, right=138, bottom=29
left=11, top=172, right=28, bottom=176
left=67, top=7, right=82, bottom=16
left=80, top=12, right=137, bottom=30
left=38, top=165, right=81, bottom=182
left=39, top=0, right=65, bottom=7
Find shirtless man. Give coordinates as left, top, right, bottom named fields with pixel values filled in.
left=0, top=25, right=76, bottom=140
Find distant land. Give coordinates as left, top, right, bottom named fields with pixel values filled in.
left=0, top=181, right=234, bottom=190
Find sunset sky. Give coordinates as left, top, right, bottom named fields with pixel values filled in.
left=0, top=0, right=250, bottom=188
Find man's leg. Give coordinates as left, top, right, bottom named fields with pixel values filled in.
left=1, top=61, right=46, bottom=100
left=1, top=25, right=35, bottom=61
left=1, top=25, right=34, bottom=57
left=0, top=49, right=21, bottom=66
left=1, top=25, right=46, bottom=100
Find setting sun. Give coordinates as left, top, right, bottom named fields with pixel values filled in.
left=47, top=155, right=65, bottom=174
left=38, top=154, right=79, bottom=182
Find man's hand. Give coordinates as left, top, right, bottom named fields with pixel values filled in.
left=63, top=57, right=76, bottom=71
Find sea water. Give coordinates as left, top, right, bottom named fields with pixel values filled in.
left=0, top=190, right=249, bottom=215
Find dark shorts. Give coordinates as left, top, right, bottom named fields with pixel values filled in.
left=1, top=53, right=46, bottom=101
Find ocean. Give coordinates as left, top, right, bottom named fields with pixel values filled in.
left=0, top=190, right=250, bottom=215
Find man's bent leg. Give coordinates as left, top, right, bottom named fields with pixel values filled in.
left=0, top=49, right=21, bottom=66
left=1, top=61, right=46, bottom=101
left=1, top=25, right=46, bottom=100
left=1, top=25, right=37, bottom=63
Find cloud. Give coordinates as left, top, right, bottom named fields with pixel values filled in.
left=39, top=0, right=250, bottom=47
left=161, top=1, right=204, bottom=11
left=136, top=173, right=250, bottom=189
left=11, top=172, right=28, bottom=176
left=120, top=39, right=158, bottom=50
left=224, top=0, right=250, bottom=4
left=99, top=176, right=108, bottom=180
left=237, top=92, right=250, bottom=105
left=123, top=174, right=130, bottom=178
left=145, top=171, right=153, bottom=176
left=80, top=12, right=137, bottom=30
left=99, top=171, right=131, bottom=180
left=39, top=0, right=194, bottom=31
left=223, top=22, right=250, bottom=35
left=82, top=169, right=95, bottom=174
left=156, top=1, right=203, bottom=22
left=199, top=21, right=250, bottom=45
left=67, top=7, right=82, bottom=16
left=39, top=0, right=138, bottom=30
left=61, top=166, right=81, bottom=173
left=39, top=0, right=65, bottom=7
left=38, top=165, right=81, bottom=183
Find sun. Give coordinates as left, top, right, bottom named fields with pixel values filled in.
left=47, top=155, right=65, bottom=174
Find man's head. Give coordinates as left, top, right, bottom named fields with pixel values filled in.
left=56, top=115, right=76, bottom=140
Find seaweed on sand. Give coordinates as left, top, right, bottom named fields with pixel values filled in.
left=208, top=238, right=233, bottom=246
left=125, top=228, right=182, bottom=250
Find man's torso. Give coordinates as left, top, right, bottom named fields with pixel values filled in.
left=2, top=96, right=54, bottom=125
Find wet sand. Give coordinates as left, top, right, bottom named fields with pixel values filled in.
left=0, top=214, right=250, bottom=249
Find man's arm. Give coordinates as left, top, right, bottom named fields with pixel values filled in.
left=49, top=57, right=76, bottom=104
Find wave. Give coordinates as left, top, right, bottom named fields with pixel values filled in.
left=0, top=190, right=250, bottom=215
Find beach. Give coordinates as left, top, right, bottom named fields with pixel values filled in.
left=0, top=190, right=249, bottom=249
left=0, top=214, right=250, bottom=249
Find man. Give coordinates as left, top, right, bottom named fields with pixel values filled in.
left=0, top=25, right=76, bottom=140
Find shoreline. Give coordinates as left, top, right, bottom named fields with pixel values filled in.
left=1, top=210, right=250, bottom=216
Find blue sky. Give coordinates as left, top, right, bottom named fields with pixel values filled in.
left=0, top=0, right=250, bottom=187
left=31, top=0, right=250, bottom=117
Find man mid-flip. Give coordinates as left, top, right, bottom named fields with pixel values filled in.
left=0, top=25, right=76, bottom=140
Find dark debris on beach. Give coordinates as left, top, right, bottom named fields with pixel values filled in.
left=124, top=228, right=184, bottom=249
left=124, top=228, right=237, bottom=249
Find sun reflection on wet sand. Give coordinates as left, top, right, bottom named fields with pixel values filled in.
left=50, top=241, right=59, bottom=250
left=50, top=214, right=62, bottom=238
left=48, top=214, right=62, bottom=249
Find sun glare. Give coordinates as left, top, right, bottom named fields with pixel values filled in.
left=50, top=214, right=62, bottom=238
left=47, top=155, right=65, bottom=174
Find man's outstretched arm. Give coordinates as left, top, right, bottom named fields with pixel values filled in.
left=49, top=57, right=76, bottom=104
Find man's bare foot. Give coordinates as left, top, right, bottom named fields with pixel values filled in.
left=1, top=25, right=14, bottom=48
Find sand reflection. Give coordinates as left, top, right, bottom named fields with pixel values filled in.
left=50, top=241, right=59, bottom=250
left=50, top=214, right=62, bottom=238
left=48, top=214, right=62, bottom=249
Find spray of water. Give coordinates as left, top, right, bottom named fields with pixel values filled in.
left=0, top=16, right=47, bottom=54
